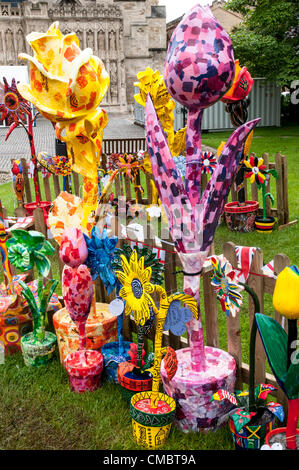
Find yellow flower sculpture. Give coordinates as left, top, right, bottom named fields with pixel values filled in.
left=115, top=250, right=156, bottom=326
left=273, top=266, right=299, bottom=320
left=17, top=22, right=110, bottom=224
left=135, top=67, right=180, bottom=154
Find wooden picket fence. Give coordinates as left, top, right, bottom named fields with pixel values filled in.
left=14, top=137, right=289, bottom=231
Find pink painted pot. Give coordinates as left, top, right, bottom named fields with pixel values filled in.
left=64, top=349, right=103, bottom=393
left=161, top=346, right=236, bottom=433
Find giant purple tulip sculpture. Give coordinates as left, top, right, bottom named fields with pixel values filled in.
left=147, top=4, right=260, bottom=432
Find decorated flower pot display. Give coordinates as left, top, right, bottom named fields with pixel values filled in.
left=115, top=250, right=197, bottom=448
left=224, top=201, right=259, bottom=233
left=243, top=155, right=278, bottom=233
left=83, top=227, right=133, bottom=383
left=60, top=228, right=105, bottom=393
left=209, top=256, right=284, bottom=449
left=255, top=265, right=299, bottom=450
left=53, top=303, right=118, bottom=364
left=111, top=243, right=163, bottom=386
left=6, top=229, right=59, bottom=366
left=142, top=4, right=260, bottom=433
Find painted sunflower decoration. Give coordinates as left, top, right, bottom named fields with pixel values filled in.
left=115, top=250, right=156, bottom=326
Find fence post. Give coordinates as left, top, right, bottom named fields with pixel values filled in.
left=21, top=157, right=32, bottom=204
left=223, top=241, right=242, bottom=388
left=275, top=153, right=285, bottom=226
left=33, top=207, right=47, bottom=237
left=247, top=248, right=265, bottom=386
left=281, top=155, right=289, bottom=224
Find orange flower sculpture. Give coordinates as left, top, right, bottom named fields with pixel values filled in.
left=17, top=22, right=110, bottom=222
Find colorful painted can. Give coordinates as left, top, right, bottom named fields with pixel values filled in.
left=53, top=303, right=117, bottom=364
left=130, top=391, right=176, bottom=449
left=101, top=341, right=132, bottom=383
left=64, top=349, right=103, bottom=393
left=118, top=361, right=153, bottom=402
left=230, top=415, right=274, bottom=450
left=255, top=215, right=275, bottom=233
left=21, top=331, right=57, bottom=367
left=161, top=346, right=236, bottom=433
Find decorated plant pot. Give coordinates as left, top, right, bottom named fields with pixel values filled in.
left=118, top=361, right=153, bottom=402
left=130, top=391, right=176, bottom=449
left=21, top=331, right=57, bottom=367
left=53, top=303, right=117, bottom=364
left=64, top=349, right=104, bottom=393
left=101, top=341, right=132, bottom=383
left=161, top=346, right=236, bottom=433
left=224, top=201, right=259, bottom=233
left=265, top=427, right=299, bottom=450
left=0, top=307, right=32, bottom=356
left=254, top=215, right=275, bottom=233
left=229, top=413, right=275, bottom=450
left=24, top=201, right=52, bottom=225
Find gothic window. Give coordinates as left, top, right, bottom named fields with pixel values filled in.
left=5, top=29, right=14, bottom=52
left=98, top=30, right=105, bottom=51
left=86, top=30, right=94, bottom=49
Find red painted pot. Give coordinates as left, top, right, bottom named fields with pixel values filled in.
left=64, top=349, right=103, bottom=393
left=24, top=201, right=52, bottom=225
left=265, top=427, right=299, bottom=450
left=224, top=201, right=259, bottom=233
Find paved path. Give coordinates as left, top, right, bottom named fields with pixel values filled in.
left=0, top=113, right=145, bottom=173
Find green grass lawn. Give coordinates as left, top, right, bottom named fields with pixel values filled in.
left=0, top=124, right=298, bottom=450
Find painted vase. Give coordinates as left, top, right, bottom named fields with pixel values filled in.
left=53, top=303, right=117, bottom=364
left=130, top=391, right=176, bottom=449
left=101, top=341, right=132, bottom=383
left=21, top=331, right=57, bottom=367
left=64, top=349, right=104, bottom=393
left=161, top=346, right=236, bottom=433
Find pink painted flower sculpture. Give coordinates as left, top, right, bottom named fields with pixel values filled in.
left=59, top=227, right=88, bottom=268
left=146, top=3, right=260, bottom=376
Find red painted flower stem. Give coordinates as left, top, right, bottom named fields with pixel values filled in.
left=286, top=398, right=299, bottom=450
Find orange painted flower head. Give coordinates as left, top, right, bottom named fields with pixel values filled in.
left=17, top=22, right=109, bottom=178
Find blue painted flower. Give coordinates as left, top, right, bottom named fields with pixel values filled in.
left=83, top=227, right=118, bottom=295
left=163, top=299, right=192, bottom=336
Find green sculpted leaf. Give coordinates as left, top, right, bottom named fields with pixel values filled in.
left=255, top=313, right=288, bottom=395
left=285, top=360, right=299, bottom=399
left=39, top=279, right=58, bottom=317
left=34, top=252, right=51, bottom=277
left=38, top=240, right=55, bottom=256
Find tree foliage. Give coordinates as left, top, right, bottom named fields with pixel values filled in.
left=225, top=0, right=299, bottom=86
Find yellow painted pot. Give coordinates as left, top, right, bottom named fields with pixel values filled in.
left=53, top=302, right=117, bottom=364
left=130, top=391, right=176, bottom=449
